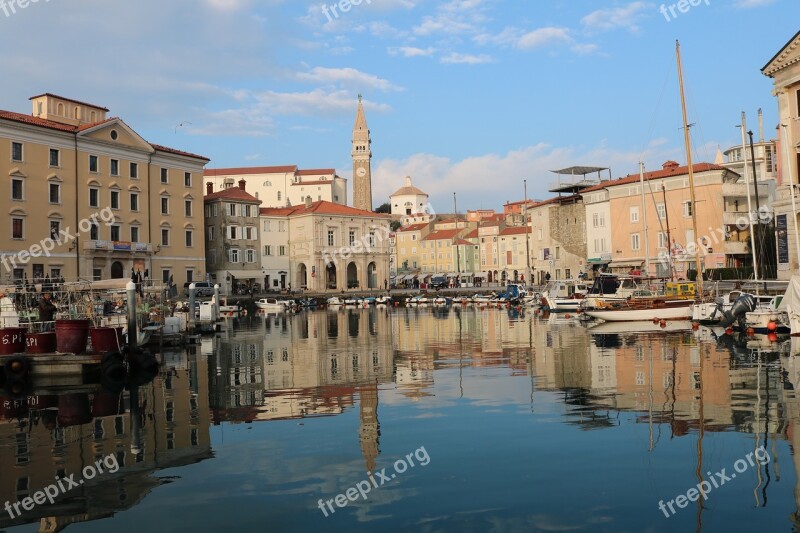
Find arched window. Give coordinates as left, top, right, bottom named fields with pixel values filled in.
left=57, top=102, right=65, bottom=116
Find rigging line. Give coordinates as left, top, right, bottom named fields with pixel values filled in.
left=638, top=51, right=677, bottom=163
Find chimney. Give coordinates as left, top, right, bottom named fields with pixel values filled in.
left=405, top=176, right=412, bottom=187
left=206, top=182, right=213, bottom=195
left=758, top=108, right=764, bottom=143
left=305, top=196, right=312, bottom=208
left=662, top=160, right=680, bottom=171
left=238, top=179, right=246, bottom=191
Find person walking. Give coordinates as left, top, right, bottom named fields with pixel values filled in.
left=384, top=278, right=388, bottom=290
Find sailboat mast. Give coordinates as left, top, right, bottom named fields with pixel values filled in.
left=676, top=40, right=703, bottom=297
left=640, top=162, right=651, bottom=276
left=740, top=113, right=759, bottom=281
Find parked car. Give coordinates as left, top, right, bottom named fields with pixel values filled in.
left=184, top=281, right=214, bottom=297
left=430, top=275, right=447, bottom=289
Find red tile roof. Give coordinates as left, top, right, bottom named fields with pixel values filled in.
left=500, top=226, right=531, bottom=236
left=261, top=200, right=387, bottom=218
left=463, top=228, right=479, bottom=239
left=0, top=110, right=209, bottom=160
left=260, top=206, right=297, bottom=217
left=579, top=163, right=729, bottom=194
left=454, top=239, right=474, bottom=246
left=296, top=168, right=335, bottom=175
left=204, top=165, right=298, bottom=176
left=28, top=93, right=110, bottom=112
left=422, top=229, right=459, bottom=241
left=397, top=223, right=429, bottom=232
left=204, top=187, right=262, bottom=203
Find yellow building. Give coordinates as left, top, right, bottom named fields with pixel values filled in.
left=394, top=222, right=431, bottom=275
left=0, top=93, right=209, bottom=286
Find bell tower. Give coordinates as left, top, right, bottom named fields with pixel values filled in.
left=352, top=95, right=373, bottom=211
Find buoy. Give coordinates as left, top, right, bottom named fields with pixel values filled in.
left=652, top=318, right=659, bottom=325
left=725, top=327, right=734, bottom=335
left=768, top=332, right=779, bottom=342
left=564, top=314, right=571, bottom=319
left=767, top=321, right=777, bottom=332
left=660, top=320, right=667, bottom=328
left=746, top=327, right=756, bottom=336
left=692, top=322, right=699, bottom=330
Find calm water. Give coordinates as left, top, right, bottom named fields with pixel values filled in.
left=2, top=307, right=800, bottom=532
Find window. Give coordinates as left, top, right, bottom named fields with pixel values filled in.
left=89, top=188, right=99, bottom=208
left=683, top=201, right=693, bottom=217
left=12, top=218, right=23, bottom=239
left=160, top=168, right=168, bottom=183
left=162, top=270, right=171, bottom=284
left=264, top=245, right=272, bottom=256
left=349, top=230, right=356, bottom=246
left=656, top=203, right=666, bottom=220
left=130, top=226, right=139, bottom=243
left=230, top=249, right=240, bottom=263
left=130, top=193, right=139, bottom=211
left=161, top=228, right=170, bottom=246
left=207, top=226, right=214, bottom=241
left=185, top=230, right=193, bottom=247
left=263, top=220, right=270, bottom=232
left=245, top=227, right=254, bottom=240
left=186, top=270, right=194, bottom=283
left=48, top=183, right=60, bottom=204
left=228, top=226, right=238, bottom=240
left=184, top=172, right=191, bottom=187
left=630, top=206, right=639, bottom=223
left=49, top=149, right=60, bottom=167
left=277, top=191, right=281, bottom=202
left=279, top=245, right=286, bottom=256
left=110, top=225, right=120, bottom=241
left=631, top=233, right=641, bottom=251
left=246, top=249, right=256, bottom=263
left=328, top=229, right=334, bottom=246
left=110, top=159, right=119, bottom=176
left=184, top=200, right=192, bottom=217
left=658, top=232, right=668, bottom=249
left=130, top=162, right=138, bottom=178
left=244, top=205, right=251, bottom=217
left=161, top=197, right=169, bottom=215
left=228, top=203, right=236, bottom=216
left=93, top=269, right=102, bottom=281
left=11, top=142, right=22, bottom=162
left=369, top=231, right=375, bottom=247
left=12, top=179, right=23, bottom=200
left=49, top=221, right=60, bottom=240
left=110, top=190, right=120, bottom=209
left=278, top=221, right=286, bottom=232
left=89, top=155, right=98, bottom=173
left=90, top=224, right=99, bottom=241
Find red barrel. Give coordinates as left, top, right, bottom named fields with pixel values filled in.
left=57, top=394, right=92, bottom=427
left=0, top=327, right=26, bottom=355
left=55, top=319, right=90, bottom=354
left=89, top=327, right=124, bottom=354
left=25, top=332, right=57, bottom=354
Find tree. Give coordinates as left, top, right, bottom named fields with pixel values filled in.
left=374, top=202, right=391, bottom=214
left=390, top=220, right=402, bottom=232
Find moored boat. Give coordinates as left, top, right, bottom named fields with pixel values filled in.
left=255, top=298, right=285, bottom=312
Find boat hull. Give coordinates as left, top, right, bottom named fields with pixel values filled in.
left=585, top=301, right=692, bottom=322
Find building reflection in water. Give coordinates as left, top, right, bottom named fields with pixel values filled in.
left=0, top=349, right=212, bottom=531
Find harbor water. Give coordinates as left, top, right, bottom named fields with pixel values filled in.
left=1, top=306, right=799, bottom=532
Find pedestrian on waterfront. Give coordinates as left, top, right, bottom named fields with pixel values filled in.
left=38, top=292, right=57, bottom=331
left=384, top=278, right=388, bottom=290
left=545, top=272, right=551, bottom=282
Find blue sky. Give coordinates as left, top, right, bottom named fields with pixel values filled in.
left=0, top=0, right=796, bottom=210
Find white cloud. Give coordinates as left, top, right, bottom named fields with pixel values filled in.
left=296, top=67, right=403, bottom=92
left=388, top=46, right=436, bottom=57
left=517, top=27, right=573, bottom=50
left=440, top=52, right=492, bottom=64
left=734, top=0, right=775, bottom=7
left=581, top=2, right=652, bottom=33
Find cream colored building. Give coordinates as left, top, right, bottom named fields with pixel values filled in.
left=259, top=206, right=292, bottom=291
left=762, top=30, right=800, bottom=278
left=261, top=200, right=391, bottom=292
left=394, top=222, right=431, bottom=276
left=0, top=93, right=209, bottom=286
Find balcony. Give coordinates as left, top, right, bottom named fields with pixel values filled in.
left=84, top=240, right=153, bottom=253
left=724, top=240, right=749, bottom=255
left=723, top=211, right=751, bottom=226
left=722, top=182, right=771, bottom=200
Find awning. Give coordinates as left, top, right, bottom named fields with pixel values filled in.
left=587, top=257, right=611, bottom=264
left=610, top=260, right=644, bottom=269
left=474, top=271, right=489, bottom=278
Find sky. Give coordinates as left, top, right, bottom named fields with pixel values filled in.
left=0, top=0, right=797, bottom=211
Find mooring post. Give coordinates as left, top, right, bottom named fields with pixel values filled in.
left=126, top=281, right=137, bottom=353
left=188, top=283, right=196, bottom=333
left=213, top=284, right=220, bottom=326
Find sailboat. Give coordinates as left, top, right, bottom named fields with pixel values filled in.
left=585, top=41, right=700, bottom=323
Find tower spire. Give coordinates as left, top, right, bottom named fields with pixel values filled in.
left=352, top=95, right=373, bottom=211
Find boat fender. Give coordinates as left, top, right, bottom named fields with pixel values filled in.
left=4, top=355, right=30, bottom=380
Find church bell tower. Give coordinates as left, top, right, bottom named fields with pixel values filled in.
left=352, top=95, right=373, bottom=211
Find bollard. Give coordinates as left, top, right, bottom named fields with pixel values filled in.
left=130, top=384, right=143, bottom=459
left=126, top=281, right=137, bottom=353
left=188, top=283, right=196, bottom=333
left=213, top=284, right=221, bottom=327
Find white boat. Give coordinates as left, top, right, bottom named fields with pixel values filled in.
left=580, top=275, right=657, bottom=310
left=256, top=298, right=285, bottom=312
left=745, top=295, right=788, bottom=333
left=344, top=297, right=362, bottom=306
left=543, top=280, right=588, bottom=312
left=432, top=297, right=449, bottom=306
left=779, top=275, right=800, bottom=336
left=376, top=295, right=391, bottom=305
left=327, top=297, right=344, bottom=306
left=584, top=298, right=693, bottom=322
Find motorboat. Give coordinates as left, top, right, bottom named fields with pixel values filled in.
left=256, top=298, right=285, bottom=312
left=543, top=280, right=589, bottom=312
left=432, top=297, right=450, bottom=306
left=344, top=297, right=362, bottom=306
left=583, top=297, right=693, bottom=322
left=326, top=297, right=344, bottom=306
left=745, top=295, right=789, bottom=333
left=375, top=295, right=391, bottom=305
left=362, top=297, right=377, bottom=305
